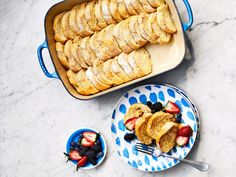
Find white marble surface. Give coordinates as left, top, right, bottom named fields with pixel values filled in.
left=1, top=0, right=236, bottom=176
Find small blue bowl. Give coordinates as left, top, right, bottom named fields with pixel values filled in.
left=66, top=127, right=107, bottom=169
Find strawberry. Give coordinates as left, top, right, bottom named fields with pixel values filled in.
left=81, top=138, right=94, bottom=147
left=125, top=117, right=138, bottom=130
left=177, top=125, right=193, bottom=137
left=164, top=101, right=180, bottom=114
left=83, top=132, right=97, bottom=143
left=176, top=136, right=189, bottom=146
left=64, top=150, right=82, bottom=161
left=76, top=156, right=88, bottom=171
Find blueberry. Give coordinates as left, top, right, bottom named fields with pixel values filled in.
left=176, top=113, right=182, bottom=122
left=146, top=101, right=152, bottom=107
left=152, top=102, right=163, bottom=111
left=124, top=133, right=136, bottom=142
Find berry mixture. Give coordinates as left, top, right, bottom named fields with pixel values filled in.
left=64, top=132, right=103, bottom=170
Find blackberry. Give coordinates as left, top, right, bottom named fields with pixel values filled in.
left=89, top=158, right=97, bottom=166
left=85, top=149, right=97, bottom=160
left=78, top=146, right=89, bottom=156
left=91, top=144, right=102, bottom=153
left=124, top=133, right=135, bottom=141
left=70, top=142, right=76, bottom=147
left=95, top=139, right=101, bottom=146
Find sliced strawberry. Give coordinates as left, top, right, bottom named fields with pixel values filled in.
left=125, top=117, right=138, bottom=130
left=69, top=150, right=82, bottom=161
left=81, top=138, right=94, bottom=147
left=164, top=101, right=180, bottom=114
left=83, top=132, right=97, bottom=143
left=176, top=136, right=189, bottom=146
left=178, top=125, right=193, bottom=137
left=76, top=156, right=88, bottom=170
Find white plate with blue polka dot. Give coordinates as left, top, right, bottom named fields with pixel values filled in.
left=111, top=84, right=200, bottom=172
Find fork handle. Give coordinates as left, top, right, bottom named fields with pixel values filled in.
left=163, top=154, right=209, bottom=172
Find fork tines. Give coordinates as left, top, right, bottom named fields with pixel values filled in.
left=135, top=143, right=155, bottom=155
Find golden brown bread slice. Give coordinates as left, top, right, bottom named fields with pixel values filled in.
left=95, top=0, right=108, bottom=28
left=127, top=50, right=145, bottom=77
left=156, top=4, right=177, bottom=34
left=147, top=0, right=165, bottom=7
left=101, top=0, right=117, bottom=25
left=132, top=48, right=152, bottom=76
left=93, top=59, right=114, bottom=86
left=111, top=57, right=131, bottom=83
left=124, top=103, right=151, bottom=123
left=151, top=12, right=171, bottom=44
left=109, top=0, right=124, bottom=22
left=55, top=42, right=69, bottom=69
left=124, top=0, right=138, bottom=15
left=64, top=40, right=82, bottom=72
left=117, top=0, right=130, bottom=19
left=138, top=14, right=158, bottom=44
left=128, top=16, right=147, bottom=46
left=67, top=70, right=89, bottom=95
left=103, top=59, right=124, bottom=85
left=76, top=69, right=100, bottom=94
left=135, top=113, right=153, bottom=145
left=138, top=0, right=156, bottom=13
left=85, top=67, right=111, bottom=91
left=76, top=3, right=94, bottom=36
left=85, top=0, right=102, bottom=31
left=156, top=122, right=179, bottom=153
left=53, top=13, right=68, bottom=43
left=113, top=22, right=133, bottom=53
left=131, top=0, right=146, bottom=14
left=101, top=24, right=122, bottom=58
left=121, top=19, right=141, bottom=50
left=69, top=6, right=83, bottom=37
left=61, top=11, right=77, bottom=39
left=79, top=37, right=93, bottom=66
left=146, top=111, right=176, bottom=139
left=117, top=53, right=137, bottom=80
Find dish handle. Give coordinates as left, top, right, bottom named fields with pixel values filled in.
left=37, top=40, right=59, bottom=79
left=181, top=0, right=193, bottom=31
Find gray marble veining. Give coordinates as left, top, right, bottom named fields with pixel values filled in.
left=1, top=0, right=236, bottom=177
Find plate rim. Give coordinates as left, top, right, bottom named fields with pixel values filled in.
left=110, top=83, right=200, bottom=172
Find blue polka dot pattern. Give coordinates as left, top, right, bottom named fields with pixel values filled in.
left=111, top=84, right=200, bottom=172
left=129, top=97, right=138, bottom=105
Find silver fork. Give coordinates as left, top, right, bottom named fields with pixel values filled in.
left=135, top=143, right=209, bottom=172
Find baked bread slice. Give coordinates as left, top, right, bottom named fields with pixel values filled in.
left=64, top=40, right=82, bottom=72
left=76, top=3, right=94, bottom=36
left=130, top=0, right=146, bottom=14
left=55, top=42, right=69, bottom=69
left=132, top=48, right=152, bottom=75
left=112, top=22, right=133, bottom=53
left=117, top=0, right=130, bottom=19
left=93, top=59, right=114, bottom=86
left=85, top=67, right=110, bottom=91
left=95, top=0, right=108, bottom=28
left=67, top=70, right=89, bottom=95
left=53, top=13, right=68, bottom=43
left=79, top=37, right=93, bottom=66
left=109, top=0, right=123, bottom=22
left=122, top=19, right=141, bottom=50
left=101, top=0, right=117, bottom=25
left=138, top=0, right=156, bottom=13
left=138, top=14, right=158, bottom=44
left=111, top=57, right=131, bottom=82
left=85, top=0, right=102, bottom=31
left=103, top=59, right=124, bottom=85
left=117, top=53, right=137, bottom=80
left=147, top=0, right=165, bottom=7
left=124, top=0, right=138, bottom=15
left=76, top=69, right=100, bottom=94
left=124, top=103, right=151, bottom=123
left=156, top=122, right=179, bottom=153
left=146, top=111, right=176, bottom=139
left=151, top=12, right=171, bottom=44
left=135, top=113, right=153, bottom=145
left=101, top=24, right=122, bottom=58
left=69, top=6, right=83, bottom=36
left=127, top=50, right=145, bottom=77
left=61, top=11, right=77, bottom=39
left=156, top=4, right=177, bottom=34
left=128, top=16, right=147, bottom=46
